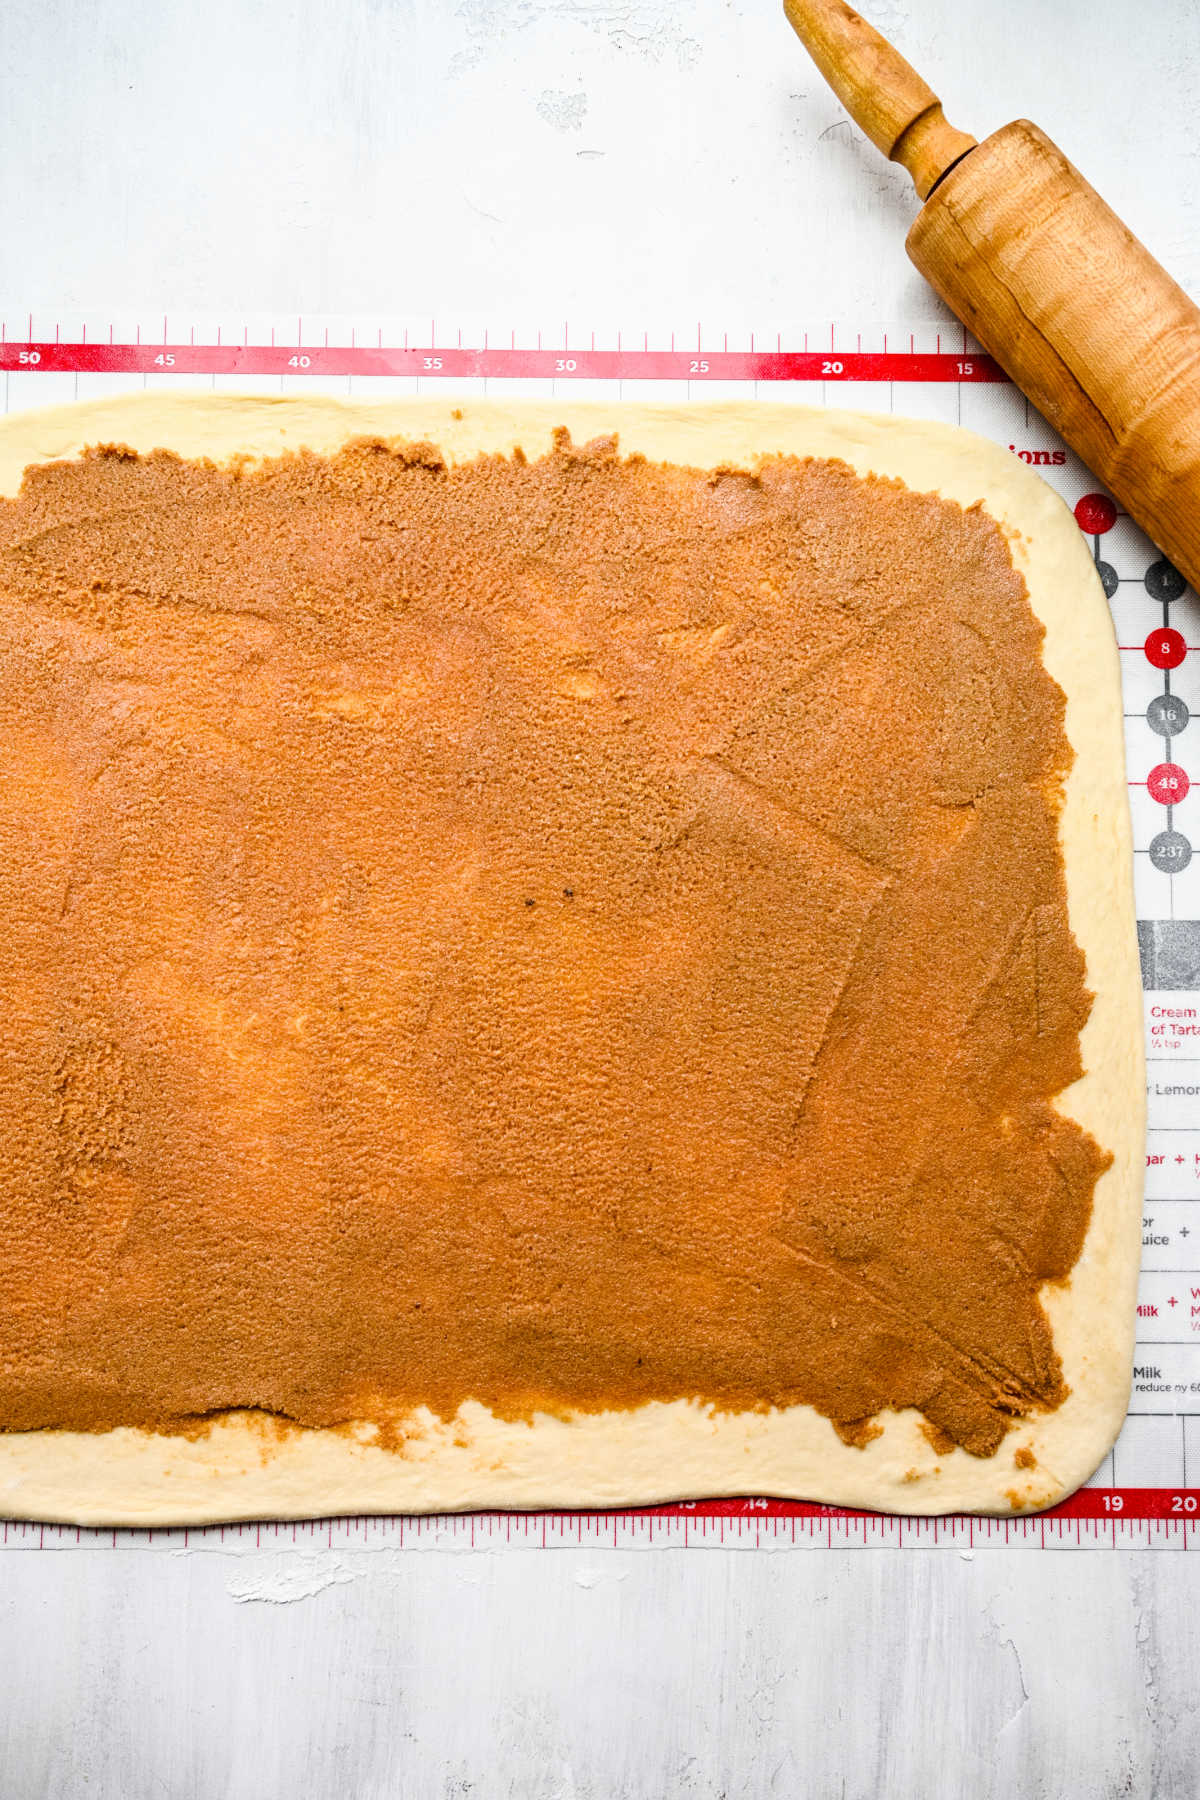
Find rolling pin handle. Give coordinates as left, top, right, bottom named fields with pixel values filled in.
left=783, top=0, right=977, bottom=198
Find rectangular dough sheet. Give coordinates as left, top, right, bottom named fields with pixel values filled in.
left=0, top=396, right=1143, bottom=1522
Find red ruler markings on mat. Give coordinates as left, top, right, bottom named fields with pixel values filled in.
left=3, top=1492, right=1200, bottom=1550
left=0, top=343, right=1006, bottom=382
left=3, top=1491, right=1199, bottom=1548
left=640, top=1488, right=1200, bottom=1521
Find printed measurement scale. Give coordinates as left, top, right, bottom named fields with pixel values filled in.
left=1, top=312, right=1197, bottom=1550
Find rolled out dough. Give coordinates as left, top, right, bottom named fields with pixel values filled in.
left=0, top=395, right=1143, bottom=1522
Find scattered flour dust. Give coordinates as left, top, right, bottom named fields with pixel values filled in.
left=452, top=0, right=702, bottom=75
left=537, top=88, right=588, bottom=129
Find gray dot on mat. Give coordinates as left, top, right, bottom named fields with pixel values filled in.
left=1147, top=693, right=1190, bottom=737
left=1149, top=829, right=1192, bottom=874
left=1145, top=559, right=1187, bottom=602
left=1096, top=560, right=1118, bottom=599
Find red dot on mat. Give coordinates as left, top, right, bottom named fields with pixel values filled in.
left=1145, top=628, right=1187, bottom=670
left=1147, top=763, right=1190, bottom=805
left=1074, top=493, right=1117, bottom=533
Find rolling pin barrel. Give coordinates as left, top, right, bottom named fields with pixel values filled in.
left=908, top=120, right=1200, bottom=596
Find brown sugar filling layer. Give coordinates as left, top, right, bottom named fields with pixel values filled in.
left=0, top=429, right=1110, bottom=1458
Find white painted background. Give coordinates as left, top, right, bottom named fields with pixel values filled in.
left=3, top=1, right=1200, bottom=1794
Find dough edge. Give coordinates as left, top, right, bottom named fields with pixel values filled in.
left=0, top=393, right=1144, bottom=1522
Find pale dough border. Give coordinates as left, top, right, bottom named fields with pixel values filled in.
left=0, top=395, right=1144, bottom=1522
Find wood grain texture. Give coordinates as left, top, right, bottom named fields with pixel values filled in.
left=908, top=120, right=1200, bottom=596
left=782, top=0, right=976, bottom=196
left=0, top=1548, right=1198, bottom=1798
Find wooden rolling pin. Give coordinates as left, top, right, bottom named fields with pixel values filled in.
left=783, top=0, right=1200, bottom=596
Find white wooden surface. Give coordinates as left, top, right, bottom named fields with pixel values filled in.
left=3, top=1, right=1200, bottom=1794
left=1, top=1547, right=1198, bottom=1798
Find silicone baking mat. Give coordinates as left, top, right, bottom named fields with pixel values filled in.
left=1, top=312, right=1196, bottom=1549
